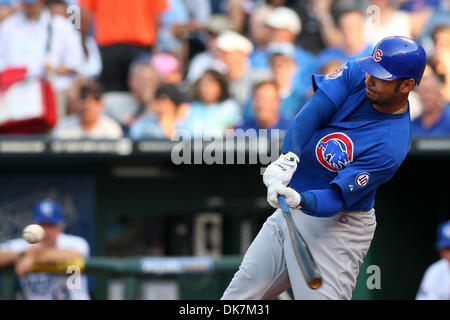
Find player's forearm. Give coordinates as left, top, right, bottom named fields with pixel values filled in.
left=300, top=186, right=344, bottom=217
left=34, top=249, right=83, bottom=264
left=0, top=251, right=21, bottom=267
left=282, top=89, right=337, bottom=157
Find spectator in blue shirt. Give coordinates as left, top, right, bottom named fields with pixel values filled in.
left=316, top=8, right=373, bottom=71
left=178, top=69, right=242, bottom=138
left=236, top=80, right=291, bottom=138
left=130, top=83, right=186, bottom=139
left=412, top=69, right=450, bottom=136
left=244, top=42, right=306, bottom=120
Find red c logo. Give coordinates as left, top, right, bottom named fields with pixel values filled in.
left=373, top=49, right=383, bottom=62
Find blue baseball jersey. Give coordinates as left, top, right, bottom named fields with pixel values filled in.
left=289, top=60, right=412, bottom=211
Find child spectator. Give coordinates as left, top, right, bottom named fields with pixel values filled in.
left=179, top=69, right=241, bottom=138
left=130, top=83, right=186, bottom=140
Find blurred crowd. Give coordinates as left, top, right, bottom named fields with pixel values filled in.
left=0, top=0, right=449, bottom=139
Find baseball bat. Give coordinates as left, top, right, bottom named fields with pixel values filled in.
left=278, top=195, right=322, bottom=290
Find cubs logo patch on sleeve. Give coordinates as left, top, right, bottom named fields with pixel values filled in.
left=316, top=132, right=354, bottom=172
left=325, top=64, right=348, bottom=80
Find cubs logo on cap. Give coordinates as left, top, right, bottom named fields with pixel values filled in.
left=373, top=49, right=383, bottom=62
left=316, top=133, right=354, bottom=172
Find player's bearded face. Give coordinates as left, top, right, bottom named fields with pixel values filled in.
left=365, top=74, right=398, bottom=105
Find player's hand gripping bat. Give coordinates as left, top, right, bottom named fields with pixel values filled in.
left=278, top=195, right=322, bottom=290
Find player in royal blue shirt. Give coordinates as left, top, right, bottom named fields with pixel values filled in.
left=222, top=36, right=427, bottom=300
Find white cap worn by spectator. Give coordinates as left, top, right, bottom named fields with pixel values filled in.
left=265, top=7, right=302, bottom=35
left=216, top=30, right=254, bottom=54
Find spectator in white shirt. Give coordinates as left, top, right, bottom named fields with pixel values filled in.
left=416, top=220, right=450, bottom=300
left=0, top=0, right=84, bottom=119
left=52, top=80, right=123, bottom=139
left=47, top=0, right=102, bottom=80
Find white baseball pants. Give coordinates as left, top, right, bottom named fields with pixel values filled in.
left=221, top=208, right=376, bottom=300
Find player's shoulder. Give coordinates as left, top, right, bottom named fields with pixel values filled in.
left=58, top=234, right=90, bottom=252
left=315, top=59, right=365, bottom=87
left=345, top=59, right=366, bottom=78
left=424, top=259, right=450, bottom=277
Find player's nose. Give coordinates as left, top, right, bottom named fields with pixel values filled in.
left=365, top=73, right=375, bottom=87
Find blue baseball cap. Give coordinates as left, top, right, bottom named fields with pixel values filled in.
left=32, top=200, right=64, bottom=225
left=21, top=0, right=39, bottom=4
left=436, top=220, right=450, bottom=250
left=358, top=36, right=426, bottom=85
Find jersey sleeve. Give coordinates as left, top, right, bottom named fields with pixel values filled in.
left=72, top=238, right=90, bottom=258
left=330, top=149, right=400, bottom=208
left=312, top=60, right=364, bottom=109
left=60, top=236, right=90, bottom=258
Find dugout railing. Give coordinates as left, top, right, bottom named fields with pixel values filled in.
left=0, top=255, right=243, bottom=300
left=0, top=137, right=448, bottom=299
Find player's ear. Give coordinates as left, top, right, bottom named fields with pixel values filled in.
left=399, top=78, right=416, bottom=94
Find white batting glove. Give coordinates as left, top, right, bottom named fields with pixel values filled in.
left=267, top=183, right=302, bottom=209
left=263, top=152, right=300, bottom=188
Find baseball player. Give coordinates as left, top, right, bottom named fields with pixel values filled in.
left=416, top=220, right=450, bottom=300
left=0, top=199, right=90, bottom=300
left=222, top=36, right=427, bottom=300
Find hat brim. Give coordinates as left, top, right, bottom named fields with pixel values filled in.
left=357, top=56, right=395, bottom=81
left=436, top=239, right=450, bottom=250
left=32, top=218, right=63, bottom=225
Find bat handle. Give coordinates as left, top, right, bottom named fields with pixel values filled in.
left=278, top=195, right=290, bottom=213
